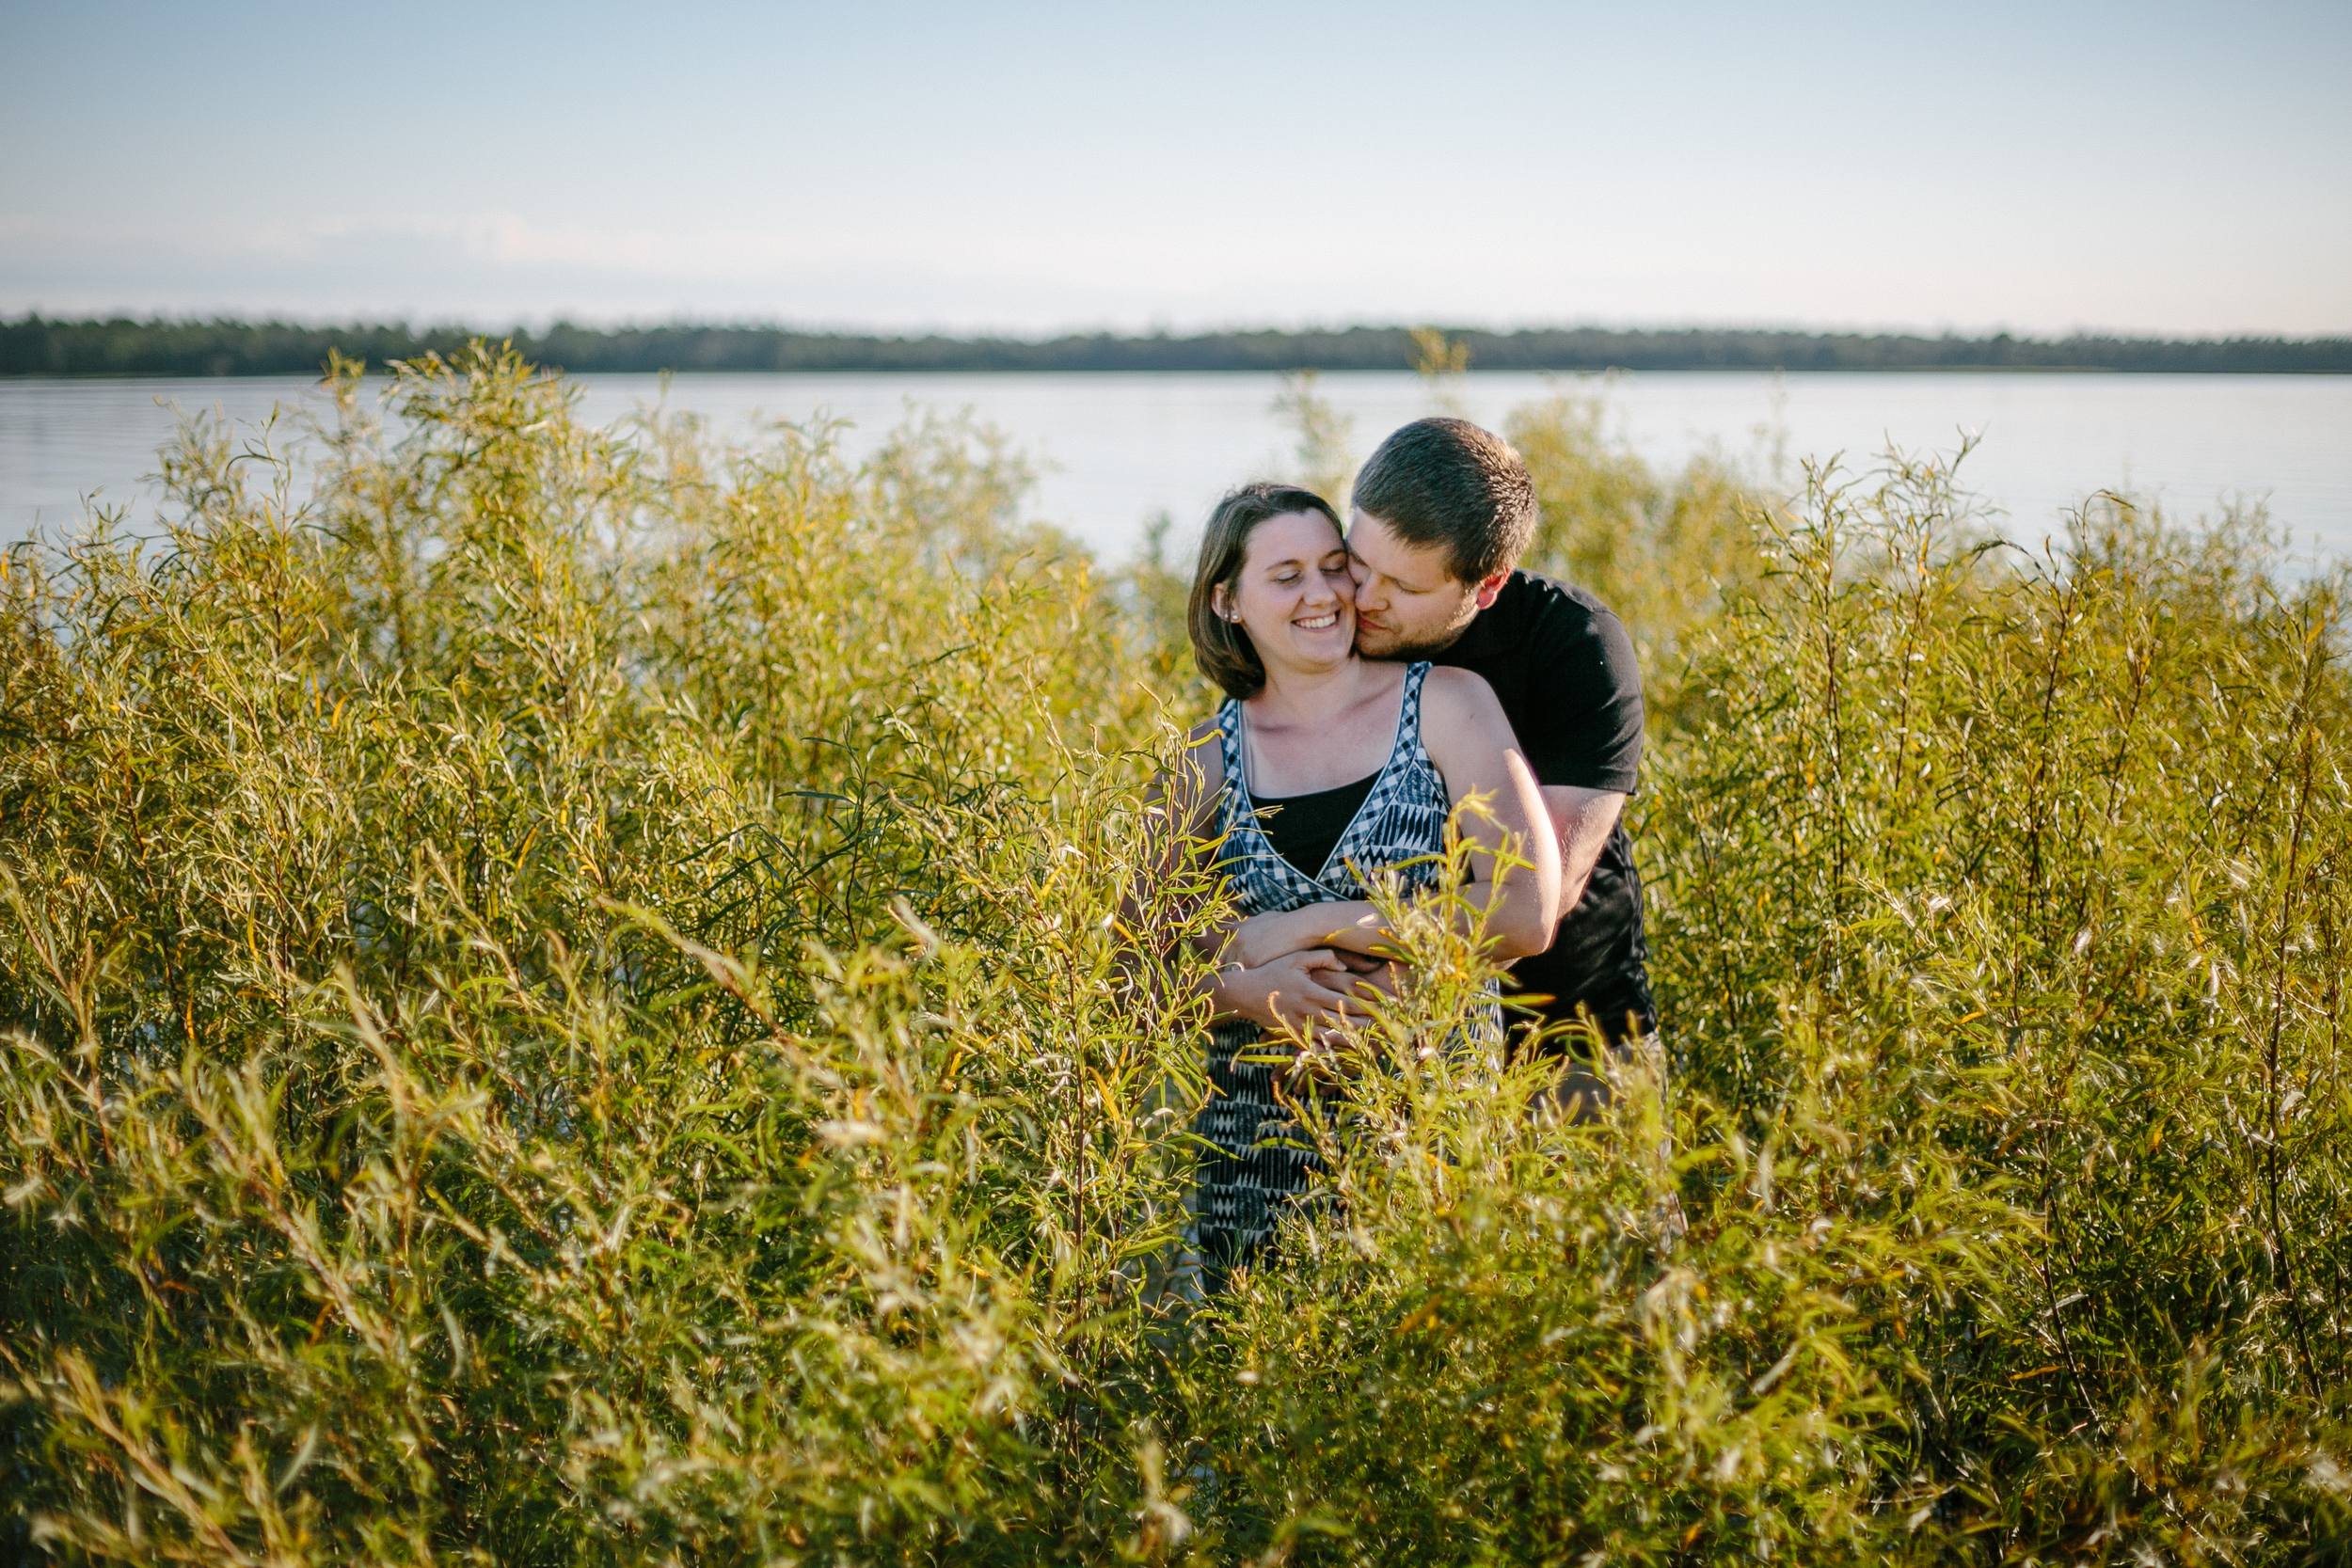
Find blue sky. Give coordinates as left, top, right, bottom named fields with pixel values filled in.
left=2, top=0, right=2345, bottom=335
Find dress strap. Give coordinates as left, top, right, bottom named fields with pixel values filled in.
left=1391, top=662, right=1433, bottom=763
left=1215, top=698, right=1245, bottom=791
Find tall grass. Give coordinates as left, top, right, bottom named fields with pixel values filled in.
left=1508, top=383, right=1767, bottom=674
left=2, top=346, right=2346, bottom=1564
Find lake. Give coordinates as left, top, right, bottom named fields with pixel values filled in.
left=4, top=371, right=2347, bottom=564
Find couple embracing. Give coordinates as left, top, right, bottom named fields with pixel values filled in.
left=1156, top=417, right=1655, bottom=1284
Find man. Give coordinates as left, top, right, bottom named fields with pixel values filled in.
left=1344, top=417, right=1656, bottom=1087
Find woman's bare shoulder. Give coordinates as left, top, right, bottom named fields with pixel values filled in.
left=1421, top=662, right=1497, bottom=699
left=1153, top=715, right=1226, bottom=823
left=1419, top=664, right=1509, bottom=726
left=1179, top=713, right=1227, bottom=773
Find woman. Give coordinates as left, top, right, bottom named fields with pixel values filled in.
left=1158, top=482, right=1559, bottom=1281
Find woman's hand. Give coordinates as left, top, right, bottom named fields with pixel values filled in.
left=1212, top=948, right=1380, bottom=1034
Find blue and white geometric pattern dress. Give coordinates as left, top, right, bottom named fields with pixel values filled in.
left=1196, top=661, right=1452, bottom=1276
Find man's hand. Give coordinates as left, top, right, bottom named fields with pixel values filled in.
left=1225, top=900, right=1388, bottom=971
left=1327, top=948, right=1403, bottom=1002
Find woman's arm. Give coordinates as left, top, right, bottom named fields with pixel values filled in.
left=1417, top=667, right=1562, bottom=958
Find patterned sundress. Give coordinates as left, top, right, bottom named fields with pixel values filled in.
left=1195, top=660, right=1453, bottom=1278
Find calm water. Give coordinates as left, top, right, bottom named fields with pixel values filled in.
left=4, top=372, right=2346, bottom=563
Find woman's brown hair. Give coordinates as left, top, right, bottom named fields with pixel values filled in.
left=1186, top=482, right=1346, bottom=701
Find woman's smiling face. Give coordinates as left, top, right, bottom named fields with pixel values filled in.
left=1214, top=509, right=1356, bottom=672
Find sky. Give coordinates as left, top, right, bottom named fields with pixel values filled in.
left=2, top=0, right=2346, bottom=337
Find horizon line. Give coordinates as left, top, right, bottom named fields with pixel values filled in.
left=8, top=312, right=2352, bottom=347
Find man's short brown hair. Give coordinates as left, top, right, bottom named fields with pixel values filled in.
left=1350, top=418, right=1536, bottom=584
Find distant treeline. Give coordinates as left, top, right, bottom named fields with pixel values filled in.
left=6, top=314, right=2348, bottom=376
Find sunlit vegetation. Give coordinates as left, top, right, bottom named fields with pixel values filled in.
left=3, top=345, right=2346, bottom=1563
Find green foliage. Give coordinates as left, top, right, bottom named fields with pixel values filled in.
left=1166, top=843, right=1970, bottom=1564
left=1268, top=373, right=1359, bottom=514
left=1408, top=329, right=1471, bottom=419
left=4, top=346, right=2348, bottom=1565
left=0, top=346, right=1203, bottom=1563
left=1507, top=385, right=1768, bottom=675
left=1639, top=454, right=2352, bottom=1557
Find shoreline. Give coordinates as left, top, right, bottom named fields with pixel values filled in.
left=7, top=318, right=2349, bottom=379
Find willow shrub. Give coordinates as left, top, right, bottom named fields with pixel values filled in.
left=1507, top=385, right=1765, bottom=677
left=2, top=349, right=2347, bottom=1565
left=0, top=346, right=1211, bottom=1563
left=1641, top=452, right=2352, bottom=1560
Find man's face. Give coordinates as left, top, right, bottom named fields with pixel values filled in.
left=1347, top=510, right=1504, bottom=657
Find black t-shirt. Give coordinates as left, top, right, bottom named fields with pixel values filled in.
left=1427, top=571, right=1656, bottom=1047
